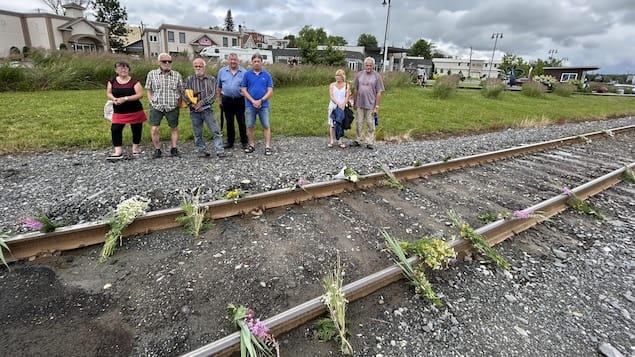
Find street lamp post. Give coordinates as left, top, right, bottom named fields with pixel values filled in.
left=381, top=0, right=391, bottom=72
left=488, top=32, right=503, bottom=78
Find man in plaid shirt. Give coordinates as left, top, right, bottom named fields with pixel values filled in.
left=145, top=53, right=184, bottom=158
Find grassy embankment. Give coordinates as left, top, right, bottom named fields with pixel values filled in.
left=1, top=86, right=634, bottom=153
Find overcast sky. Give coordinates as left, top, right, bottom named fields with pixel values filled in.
left=5, top=0, right=635, bottom=73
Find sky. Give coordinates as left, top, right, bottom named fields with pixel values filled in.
left=5, top=0, right=635, bottom=74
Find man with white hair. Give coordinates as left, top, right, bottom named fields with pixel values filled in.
left=183, top=58, right=225, bottom=158
left=145, top=53, right=183, bottom=158
left=353, top=57, right=385, bottom=150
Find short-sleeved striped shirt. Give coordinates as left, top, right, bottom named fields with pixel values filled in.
left=145, top=69, right=183, bottom=112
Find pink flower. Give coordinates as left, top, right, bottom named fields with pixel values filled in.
left=513, top=210, right=532, bottom=219
left=248, top=318, right=269, bottom=339
left=24, top=217, right=44, bottom=231
left=562, top=187, right=573, bottom=196
left=297, top=179, right=310, bottom=186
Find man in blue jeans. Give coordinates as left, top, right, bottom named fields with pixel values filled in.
left=241, top=53, right=274, bottom=155
left=182, top=58, right=226, bottom=158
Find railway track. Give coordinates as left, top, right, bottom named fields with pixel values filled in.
left=5, top=125, right=633, bottom=262
left=1, top=126, right=633, bottom=357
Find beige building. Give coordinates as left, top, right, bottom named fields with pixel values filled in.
left=134, top=24, right=287, bottom=59
left=0, top=3, right=109, bottom=57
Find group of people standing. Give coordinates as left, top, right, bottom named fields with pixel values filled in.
left=106, top=54, right=384, bottom=160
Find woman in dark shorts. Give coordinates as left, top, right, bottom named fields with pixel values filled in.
left=105, top=61, right=147, bottom=160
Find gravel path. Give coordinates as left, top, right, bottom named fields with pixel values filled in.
left=1, top=117, right=633, bottom=235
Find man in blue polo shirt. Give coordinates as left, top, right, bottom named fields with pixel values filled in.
left=216, top=53, right=248, bottom=149
left=241, top=53, right=274, bottom=155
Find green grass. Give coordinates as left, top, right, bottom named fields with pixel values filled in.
left=1, top=87, right=634, bottom=153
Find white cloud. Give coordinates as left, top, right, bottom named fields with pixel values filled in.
left=3, top=0, right=634, bottom=73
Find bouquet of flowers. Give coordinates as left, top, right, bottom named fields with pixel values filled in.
left=227, top=304, right=279, bottom=357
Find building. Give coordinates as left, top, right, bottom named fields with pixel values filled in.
left=432, top=58, right=502, bottom=79
left=542, top=66, right=599, bottom=82
left=0, top=4, right=109, bottom=57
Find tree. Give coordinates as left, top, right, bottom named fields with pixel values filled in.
left=283, top=35, right=297, bottom=48
left=499, top=53, right=530, bottom=78
left=407, top=39, right=434, bottom=58
left=224, top=9, right=234, bottom=32
left=357, top=33, right=378, bottom=48
left=296, top=25, right=328, bottom=64
left=321, top=44, right=345, bottom=66
left=327, top=35, right=347, bottom=46
left=91, top=0, right=128, bottom=51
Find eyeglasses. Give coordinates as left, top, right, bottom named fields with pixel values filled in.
left=160, top=60, right=172, bottom=64
left=194, top=65, right=204, bottom=68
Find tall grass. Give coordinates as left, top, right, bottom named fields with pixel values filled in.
left=481, top=78, right=506, bottom=99
left=552, top=82, right=576, bottom=97
left=521, top=81, right=547, bottom=98
left=430, top=74, right=460, bottom=99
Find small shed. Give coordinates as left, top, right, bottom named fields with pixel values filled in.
left=543, top=66, right=599, bottom=82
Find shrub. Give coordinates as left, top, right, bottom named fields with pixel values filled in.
left=481, top=78, right=506, bottom=99
left=430, top=74, right=459, bottom=99
left=552, top=82, right=576, bottom=97
left=522, top=81, right=547, bottom=98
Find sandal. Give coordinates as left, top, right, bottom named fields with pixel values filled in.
left=338, top=143, right=346, bottom=149
left=327, top=143, right=334, bottom=148
left=264, top=147, right=272, bottom=156
left=244, top=145, right=255, bottom=153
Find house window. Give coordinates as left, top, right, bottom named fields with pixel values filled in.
left=149, top=35, right=158, bottom=42
left=561, top=73, right=578, bottom=81
left=168, top=31, right=174, bottom=42
left=179, top=32, right=186, bottom=43
left=223, top=37, right=228, bottom=47
left=232, top=38, right=237, bottom=46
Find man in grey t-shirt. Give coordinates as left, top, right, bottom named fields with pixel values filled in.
left=353, top=57, right=385, bottom=150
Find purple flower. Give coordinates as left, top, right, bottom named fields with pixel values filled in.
left=24, top=217, right=44, bottom=231
left=513, top=210, right=532, bottom=219
left=297, top=179, right=310, bottom=187
left=248, top=318, right=269, bottom=339
left=562, top=187, right=573, bottom=196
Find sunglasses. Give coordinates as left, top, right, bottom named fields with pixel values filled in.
left=161, top=60, right=173, bottom=64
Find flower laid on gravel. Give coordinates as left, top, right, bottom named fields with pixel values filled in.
left=561, top=186, right=604, bottom=220
left=176, top=190, right=213, bottom=239
left=399, top=236, right=456, bottom=271
left=24, top=209, right=65, bottom=233
left=379, top=162, right=405, bottom=191
left=448, top=210, right=511, bottom=270
left=1, top=232, right=10, bottom=269
left=320, top=256, right=353, bottom=355
left=224, top=188, right=244, bottom=201
left=334, top=166, right=359, bottom=183
left=100, top=196, right=149, bottom=262
left=382, top=230, right=443, bottom=306
left=622, top=165, right=635, bottom=184
left=227, top=304, right=279, bottom=357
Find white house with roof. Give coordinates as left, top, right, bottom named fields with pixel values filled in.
left=0, top=3, right=109, bottom=57
left=433, top=58, right=502, bottom=79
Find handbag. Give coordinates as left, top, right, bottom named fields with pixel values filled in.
left=343, top=104, right=354, bottom=130
left=103, top=100, right=113, bottom=121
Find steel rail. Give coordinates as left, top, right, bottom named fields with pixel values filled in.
left=182, top=162, right=634, bottom=357
left=4, top=125, right=633, bottom=262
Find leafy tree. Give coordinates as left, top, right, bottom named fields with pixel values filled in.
left=321, top=44, right=345, bottom=66
left=498, top=53, right=536, bottom=75
left=224, top=9, right=234, bottom=32
left=432, top=51, right=448, bottom=58
left=357, top=33, right=378, bottom=48
left=327, top=35, right=347, bottom=46
left=296, top=25, right=328, bottom=64
left=91, top=0, right=128, bottom=51
left=408, top=39, right=434, bottom=58
left=283, top=35, right=297, bottom=48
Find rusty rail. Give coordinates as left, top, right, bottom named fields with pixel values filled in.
left=4, top=125, right=633, bottom=262
left=182, top=162, right=634, bottom=357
